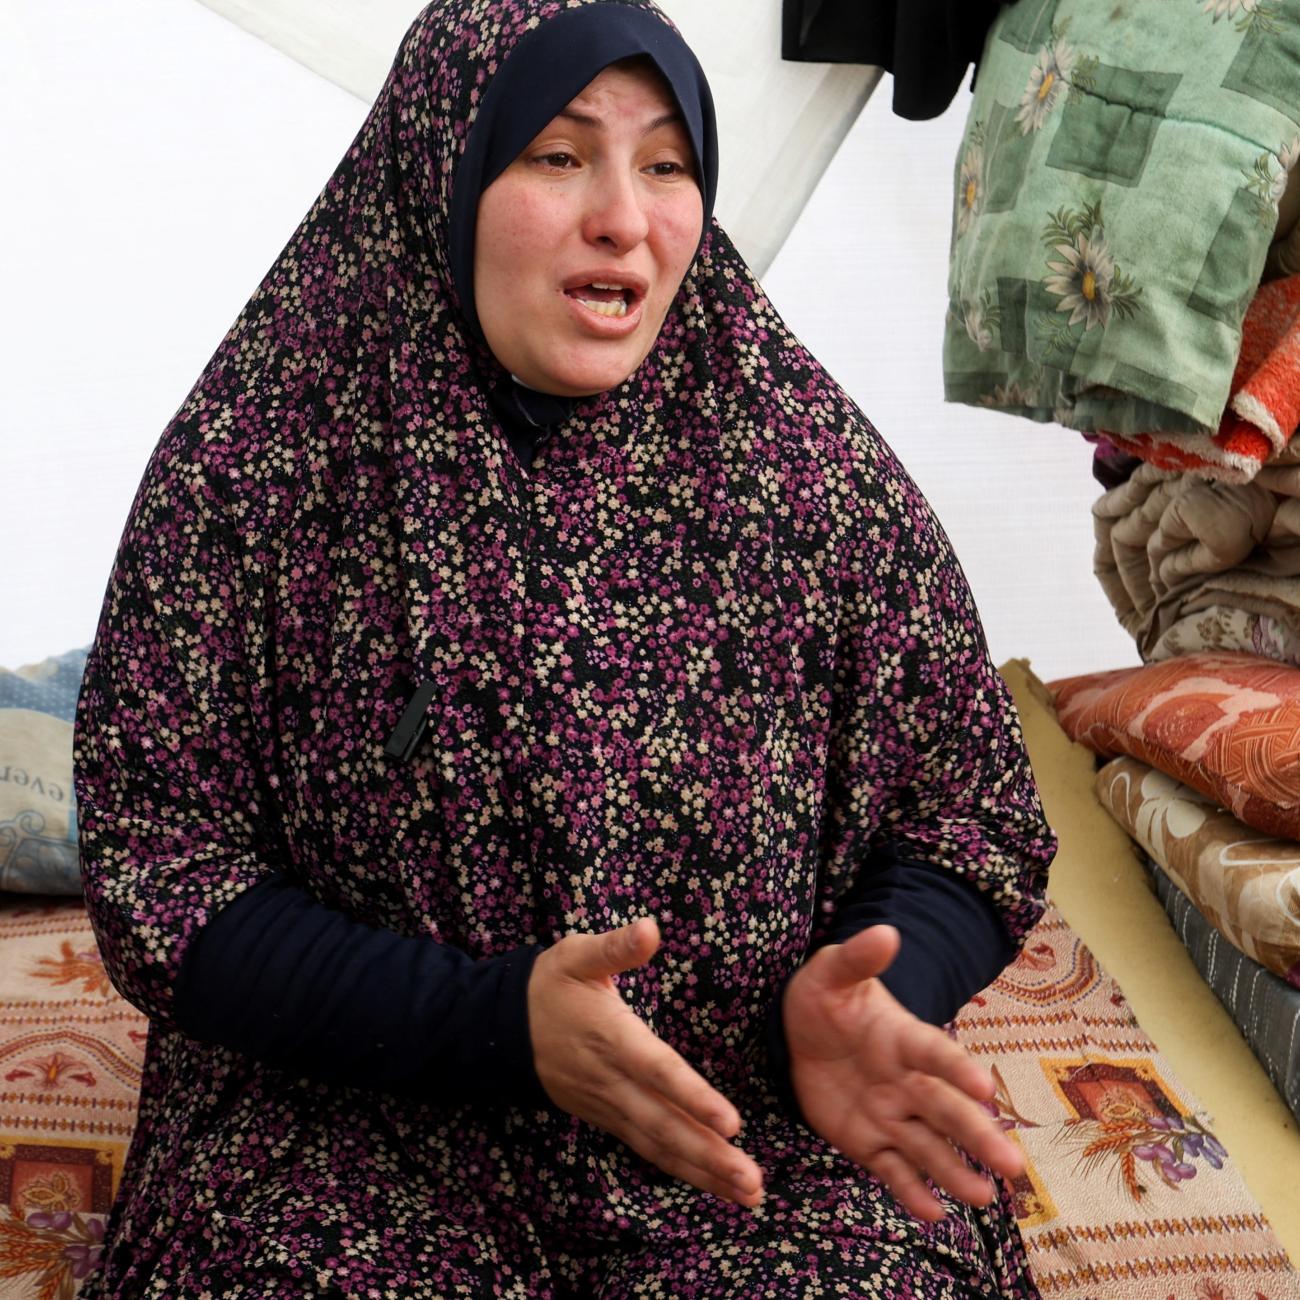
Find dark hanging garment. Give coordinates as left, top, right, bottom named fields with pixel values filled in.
left=781, top=0, right=1007, bottom=120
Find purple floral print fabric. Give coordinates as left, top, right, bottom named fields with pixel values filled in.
left=72, top=0, right=1055, bottom=1294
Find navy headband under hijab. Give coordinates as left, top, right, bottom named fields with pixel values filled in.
left=448, top=3, right=719, bottom=346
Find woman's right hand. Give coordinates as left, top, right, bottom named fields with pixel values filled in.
left=528, top=916, right=764, bottom=1207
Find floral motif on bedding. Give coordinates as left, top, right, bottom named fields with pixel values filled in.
left=945, top=0, right=1300, bottom=439
left=955, top=909, right=1300, bottom=1297
left=1150, top=605, right=1300, bottom=668
left=1050, top=652, right=1300, bottom=840
left=1096, top=754, right=1300, bottom=986
left=0, top=900, right=141, bottom=1299
left=28, top=944, right=111, bottom=999
left=0, top=1200, right=108, bottom=1298
left=1047, top=1059, right=1228, bottom=1200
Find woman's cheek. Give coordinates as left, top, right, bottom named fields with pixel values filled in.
left=497, top=186, right=564, bottom=258
left=659, top=197, right=705, bottom=266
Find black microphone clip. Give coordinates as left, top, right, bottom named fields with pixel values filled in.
left=385, top=682, right=438, bottom=762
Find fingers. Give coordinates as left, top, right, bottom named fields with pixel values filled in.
left=542, top=919, right=744, bottom=1138
left=913, top=1077, right=1024, bottom=1182
left=867, top=1148, right=950, bottom=1222
left=817, top=925, right=900, bottom=989
left=977, top=1128, right=1025, bottom=1183
left=853, top=1113, right=1008, bottom=1221
left=550, top=1023, right=763, bottom=1207
left=832, top=1081, right=1000, bottom=1219
left=883, top=1022, right=1013, bottom=1173
left=898, top=1046, right=1025, bottom=1179
left=621, top=1027, right=743, bottom=1139
left=528, top=929, right=764, bottom=1207
left=874, top=1048, right=1023, bottom=1185
left=613, top=1083, right=765, bottom=1207
left=890, top=1121, right=996, bottom=1208
left=558, top=917, right=662, bottom=982
left=626, top=1138, right=764, bottom=1209
left=900, top=1022, right=997, bottom=1106
left=859, top=1075, right=1023, bottom=1216
left=795, top=1019, right=1021, bottom=1216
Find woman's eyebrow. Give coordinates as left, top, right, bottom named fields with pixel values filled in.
left=556, top=109, right=684, bottom=135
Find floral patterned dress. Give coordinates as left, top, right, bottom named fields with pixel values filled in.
left=73, top=1, right=1055, bottom=1295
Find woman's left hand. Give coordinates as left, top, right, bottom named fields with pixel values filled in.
left=782, top=924, right=1023, bottom=1222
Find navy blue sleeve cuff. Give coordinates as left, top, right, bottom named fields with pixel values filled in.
left=174, top=875, right=547, bottom=1106
left=831, top=856, right=1016, bottom=1026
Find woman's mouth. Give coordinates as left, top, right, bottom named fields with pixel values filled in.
left=564, top=281, right=639, bottom=319
left=560, top=275, right=648, bottom=337
left=559, top=273, right=650, bottom=321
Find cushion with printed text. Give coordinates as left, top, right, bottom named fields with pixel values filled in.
left=0, top=649, right=88, bottom=894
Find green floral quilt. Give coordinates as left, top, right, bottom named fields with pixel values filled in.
left=944, top=0, right=1300, bottom=436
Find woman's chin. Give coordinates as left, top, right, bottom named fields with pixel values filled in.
left=521, top=346, right=651, bottom=399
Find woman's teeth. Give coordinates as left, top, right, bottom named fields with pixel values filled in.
left=579, top=297, right=628, bottom=317
left=573, top=282, right=630, bottom=317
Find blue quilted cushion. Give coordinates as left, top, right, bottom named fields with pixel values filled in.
left=0, top=648, right=89, bottom=894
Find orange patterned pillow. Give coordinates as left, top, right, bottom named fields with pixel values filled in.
left=1049, top=653, right=1300, bottom=841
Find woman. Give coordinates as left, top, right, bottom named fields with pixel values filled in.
left=74, top=1, right=1056, bottom=1295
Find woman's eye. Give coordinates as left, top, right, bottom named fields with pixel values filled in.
left=646, top=161, right=688, bottom=178
left=535, top=151, right=576, bottom=169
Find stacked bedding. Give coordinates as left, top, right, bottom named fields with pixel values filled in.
left=1053, top=203, right=1300, bottom=1136
left=1093, top=444, right=1300, bottom=662
left=1050, top=652, right=1300, bottom=1121
left=1089, top=274, right=1300, bottom=667
left=940, top=0, right=1300, bottom=1132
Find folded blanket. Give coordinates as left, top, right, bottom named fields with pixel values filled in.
left=1094, top=446, right=1300, bottom=658
left=1102, top=274, right=1300, bottom=483
left=1150, top=603, right=1300, bottom=666
left=1095, top=754, right=1300, bottom=987
left=1181, top=571, right=1300, bottom=643
left=0, top=649, right=87, bottom=895
left=945, top=0, right=1300, bottom=438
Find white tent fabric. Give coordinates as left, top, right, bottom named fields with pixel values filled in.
left=193, top=0, right=881, bottom=277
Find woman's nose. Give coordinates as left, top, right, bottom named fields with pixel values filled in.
left=581, top=167, right=651, bottom=251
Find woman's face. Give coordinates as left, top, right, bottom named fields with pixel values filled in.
left=473, top=60, right=705, bottom=397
